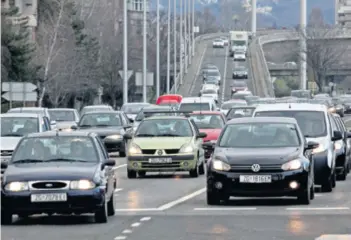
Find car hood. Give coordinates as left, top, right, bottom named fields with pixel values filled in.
left=214, top=147, right=301, bottom=165
left=201, top=129, right=221, bottom=142
left=56, top=121, right=77, bottom=129
left=3, top=163, right=99, bottom=182
left=133, top=137, right=192, bottom=149
left=78, top=126, right=124, bottom=136
left=0, top=137, right=22, bottom=151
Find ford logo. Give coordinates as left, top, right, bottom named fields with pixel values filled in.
left=45, top=183, right=53, bottom=187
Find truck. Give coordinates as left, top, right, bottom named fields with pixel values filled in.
left=229, top=31, right=249, bottom=57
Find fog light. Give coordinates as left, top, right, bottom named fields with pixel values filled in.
left=289, top=181, right=299, bottom=189
left=215, top=181, right=223, bottom=189
left=183, top=162, right=189, bottom=167
left=132, top=162, right=138, bottom=168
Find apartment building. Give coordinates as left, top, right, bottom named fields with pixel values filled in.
left=336, top=0, right=351, bottom=27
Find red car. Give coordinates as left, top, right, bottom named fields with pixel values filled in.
left=189, top=111, right=226, bottom=159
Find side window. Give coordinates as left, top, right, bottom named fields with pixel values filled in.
left=96, top=137, right=109, bottom=159
left=328, top=114, right=338, bottom=133
left=120, top=113, right=128, bottom=125
left=42, top=117, right=49, bottom=131
left=337, top=117, right=346, bottom=132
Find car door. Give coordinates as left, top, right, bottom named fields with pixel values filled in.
left=190, top=119, right=204, bottom=162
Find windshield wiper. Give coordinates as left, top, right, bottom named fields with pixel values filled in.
left=1, top=133, right=23, bottom=137
left=46, top=158, right=89, bottom=163
left=158, top=133, right=182, bottom=137
left=12, top=159, right=45, bottom=163
left=135, top=134, right=156, bottom=137
left=79, top=125, right=91, bottom=128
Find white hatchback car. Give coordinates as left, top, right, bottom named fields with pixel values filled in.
left=212, top=39, right=224, bottom=48
left=233, top=51, right=246, bottom=61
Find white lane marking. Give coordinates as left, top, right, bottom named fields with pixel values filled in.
left=140, top=217, right=151, bottom=221
left=112, top=164, right=127, bottom=170
left=315, top=234, right=351, bottom=240
left=221, top=46, right=229, bottom=103
left=190, top=46, right=208, bottom=95
left=194, top=207, right=257, bottom=211
left=122, top=229, right=132, bottom=234
left=157, top=188, right=206, bottom=210
left=114, top=208, right=160, bottom=212
left=131, top=222, right=141, bottom=227
left=114, top=188, right=123, bottom=193
left=286, top=207, right=350, bottom=211
left=114, top=236, right=126, bottom=240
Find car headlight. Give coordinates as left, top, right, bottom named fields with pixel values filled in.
left=4, top=182, right=29, bottom=192
left=105, top=134, right=122, bottom=140
left=212, top=158, right=231, bottom=171
left=335, top=141, right=342, bottom=150
left=328, top=107, right=336, bottom=113
left=312, top=143, right=326, bottom=154
left=70, top=180, right=96, bottom=190
left=210, top=140, right=217, bottom=144
left=179, top=144, right=194, bottom=153
left=129, top=143, right=142, bottom=155
left=281, top=159, right=302, bottom=171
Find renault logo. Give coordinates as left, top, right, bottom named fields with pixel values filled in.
left=157, top=150, right=163, bottom=156
left=251, top=164, right=260, bottom=172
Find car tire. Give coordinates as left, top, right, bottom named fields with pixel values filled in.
left=94, top=201, right=108, bottom=223
left=189, top=165, right=199, bottom=178
left=297, top=185, right=311, bottom=205
left=321, top=175, right=333, bottom=192
left=1, top=210, right=12, bottom=225
left=127, top=169, right=137, bottom=179
left=107, top=193, right=115, bottom=216
left=207, top=191, right=220, bottom=205
left=332, top=171, right=336, bottom=188
left=119, top=150, right=126, bottom=158
left=199, top=162, right=205, bottom=175
left=337, top=169, right=347, bottom=181
left=138, top=171, right=146, bottom=178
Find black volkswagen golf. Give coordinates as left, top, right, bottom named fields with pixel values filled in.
left=1, top=131, right=116, bottom=224
left=204, top=117, right=318, bottom=205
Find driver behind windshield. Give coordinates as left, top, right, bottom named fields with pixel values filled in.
left=137, top=121, right=159, bottom=136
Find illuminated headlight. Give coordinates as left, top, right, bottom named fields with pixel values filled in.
left=4, top=182, right=29, bottom=192
left=312, top=143, right=326, bottom=154
left=128, top=143, right=142, bottom=155
left=212, top=159, right=231, bottom=171
left=179, top=144, right=194, bottom=153
left=335, top=142, right=342, bottom=150
left=105, top=135, right=122, bottom=140
left=328, top=107, right=336, bottom=113
left=70, top=180, right=96, bottom=190
left=281, top=159, right=302, bottom=171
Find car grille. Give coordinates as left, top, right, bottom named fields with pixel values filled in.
left=141, top=149, right=179, bottom=155
left=141, top=162, right=181, bottom=168
left=1, top=150, right=13, bottom=156
left=30, top=181, right=69, bottom=190
left=230, top=164, right=283, bottom=173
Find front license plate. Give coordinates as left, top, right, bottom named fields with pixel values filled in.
left=148, top=158, right=172, bottom=163
left=239, top=175, right=272, bottom=183
left=31, top=193, right=67, bottom=202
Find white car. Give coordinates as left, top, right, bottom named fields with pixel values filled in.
left=220, top=37, right=229, bottom=46
left=200, top=88, right=219, bottom=102
left=212, top=39, right=224, bottom=48
left=233, top=51, right=246, bottom=61
left=201, top=84, right=220, bottom=94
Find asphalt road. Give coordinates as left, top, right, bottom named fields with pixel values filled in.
left=2, top=43, right=351, bottom=240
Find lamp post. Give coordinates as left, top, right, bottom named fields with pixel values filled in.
left=123, top=0, right=128, bottom=104
left=142, top=0, right=147, bottom=102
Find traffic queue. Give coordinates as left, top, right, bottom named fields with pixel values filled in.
left=1, top=91, right=351, bottom=224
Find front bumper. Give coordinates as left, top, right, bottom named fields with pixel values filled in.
left=207, top=169, right=308, bottom=197
left=128, top=154, right=197, bottom=172
left=103, top=139, right=125, bottom=152
left=1, top=188, right=105, bottom=214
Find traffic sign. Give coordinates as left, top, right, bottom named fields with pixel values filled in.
left=118, top=70, right=134, bottom=81
left=2, top=82, right=37, bottom=92
left=2, top=92, right=37, bottom=101
left=135, top=72, right=154, bottom=86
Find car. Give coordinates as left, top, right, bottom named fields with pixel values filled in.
left=332, top=98, right=345, bottom=117
left=123, top=115, right=207, bottom=178
left=199, top=88, right=218, bottom=103
left=231, top=90, right=252, bottom=100
left=220, top=37, right=229, bottom=45
left=253, top=103, right=349, bottom=192
left=220, top=100, right=247, bottom=115
left=212, top=39, right=224, bottom=48
left=72, top=111, right=132, bottom=156
left=1, top=131, right=116, bottom=224
left=189, top=111, right=226, bottom=160
left=121, top=102, right=151, bottom=121
left=314, top=93, right=330, bottom=99
left=231, top=80, right=248, bottom=94
left=232, top=66, right=248, bottom=79
left=48, top=108, right=80, bottom=130
left=204, top=117, right=317, bottom=205
left=7, top=107, right=56, bottom=129
left=225, top=106, right=256, bottom=120
left=201, top=84, right=220, bottom=94
left=80, top=105, right=114, bottom=116
left=244, top=95, right=260, bottom=105
left=203, top=69, right=221, bottom=85
left=179, top=97, right=217, bottom=112
left=233, top=51, right=246, bottom=61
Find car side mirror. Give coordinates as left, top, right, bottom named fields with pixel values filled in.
left=305, top=141, right=319, bottom=150
left=197, top=132, right=207, bottom=139
left=202, top=141, right=215, bottom=149
left=332, top=130, right=343, bottom=141
left=123, top=133, right=133, bottom=140
left=124, top=124, right=132, bottom=130
left=101, top=159, right=115, bottom=170
left=71, top=125, right=78, bottom=130
left=1, top=161, right=8, bottom=169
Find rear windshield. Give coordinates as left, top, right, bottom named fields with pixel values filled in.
left=179, top=103, right=210, bottom=112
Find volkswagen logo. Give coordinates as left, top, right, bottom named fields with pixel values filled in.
left=157, top=150, right=163, bottom=156
left=45, top=183, right=53, bottom=188
left=251, top=164, right=260, bottom=172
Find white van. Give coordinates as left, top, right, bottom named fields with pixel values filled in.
left=179, top=97, right=217, bottom=112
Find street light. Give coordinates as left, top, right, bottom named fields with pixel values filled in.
left=156, top=0, right=160, bottom=98
left=166, top=0, right=171, bottom=93
left=173, top=0, right=177, bottom=93
left=123, top=0, right=128, bottom=104
left=142, top=0, right=147, bottom=102
left=179, top=0, right=183, bottom=85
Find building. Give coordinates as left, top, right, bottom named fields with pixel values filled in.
left=336, top=0, right=351, bottom=27
left=127, top=0, right=150, bottom=36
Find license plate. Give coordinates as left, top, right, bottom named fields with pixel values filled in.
left=31, top=193, right=67, bottom=202
left=239, top=175, right=272, bottom=183
left=148, top=158, right=172, bottom=163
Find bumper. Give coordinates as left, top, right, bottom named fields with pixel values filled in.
left=313, top=151, right=333, bottom=184
left=234, top=58, right=246, bottom=61
left=127, top=154, right=197, bottom=171
left=1, top=188, right=105, bottom=214
left=213, top=45, right=224, bottom=48
left=103, top=139, right=125, bottom=152
left=207, top=169, right=309, bottom=197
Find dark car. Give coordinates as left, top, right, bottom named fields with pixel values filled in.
left=204, top=117, right=318, bottom=205
left=72, top=111, right=133, bottom=157
left=1, top=131, right=116, bottom=224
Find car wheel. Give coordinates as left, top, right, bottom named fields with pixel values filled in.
left=127, top=169, right=137, bottom=179
left=310, top=183, right=315, bottom=200
left=107, top=192, right=115, bottom=216
left=207, top=191, right=220, bottom=205
left=199, top=162, right=205, bottom=175
left=1, top=210, right=12, bottom=225
left=337, top=169, right=347, bottom=181
left=94, top=200, right=108, bottom=223
left=332, top=171, right=336, bottom=188
left=189, top=165, right=199, bottom=178
left=297, top=185, right=311, bottom=205
left=138, top=171, right=146, bottom=178
left=321, top=175, right=333, bottom=192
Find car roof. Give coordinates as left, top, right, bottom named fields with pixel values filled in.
left=142, top=106, right=173, bottom=110
left=82, top=105, right=112, bottom=109
left=26, top=131, right=96, bottom=138
left=190, top=111, right=222, bottom=115
left=49, top=108, right=77, bottom=111
left=81, top=111, right=123, bottom=115
left=123, top=102, right=150, bottom=106
left=254, top=103, right=328, bottom=112
left=144, top=115, right=188, bottom=120
left=181, top=97, right=214, bottom=103
left=1, top=113, right=42, bottom=118
left=227, top=117, right=298, bottom=125
left=8, top=107, right=48, bottom=112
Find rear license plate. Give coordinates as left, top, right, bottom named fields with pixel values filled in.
left=239, top=175, right=272, bottom=183
left=31, top=193, right=67, bottom=202
left=148, top=158, right=172, bottom=163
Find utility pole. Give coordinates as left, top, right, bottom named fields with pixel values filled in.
left=184, top=0, right=188, bottom=73
left=123, top=0, right=128, bottom=104
left=166, top=0, right=171, bottom=93
left=179, top=0, right=183, bottom=84
left=156, top=0, right=160, bottom=98
left=251, top=0, right=257, bottom=37
left=173, top=0, right=177, bottom=93
left=192, top=0, right=195, bottom=56
left=142, top=0, right=147, bottom=102
left=300, top=0, right=307, bottom=90
left=188, top=0, right=191, bottom=64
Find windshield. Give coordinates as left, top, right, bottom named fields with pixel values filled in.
left=1, top=117, right=39, bottom=136
left=135, top=119, right=193, bottom=137
left=81, top=107, right=112, bottom=116
left=202, top=89, right=216, bottom=94
left=121, top=104, right=150, bottom=114
left=158, top=102, right=178, bottom=107
left=219, top=123, right=300, bottom=148
left=79, top=113, right=121, bottom=127
left=232, top=93, right=251, bottom=100
left=291, top=90, right=311, bottom=98
left=227, top=108, right=254, bottom=118
left=233, top=81, right=246, bottom=87
left=254, top=110, right=327, bottom=138
left=206, top=71, right=219, bottom=77
left=221, top=101, right=247, bottom=109
left=179, top=103, right=210, bottom=112
left=190, top=114, right=224, bottom=129
left=233, top=40, right=246, bottom=46
left=8, top=109, right=44, bottom=115
left=49, top=110, right=75, bottom=121
left=12, top=136, right=98, bottom=163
